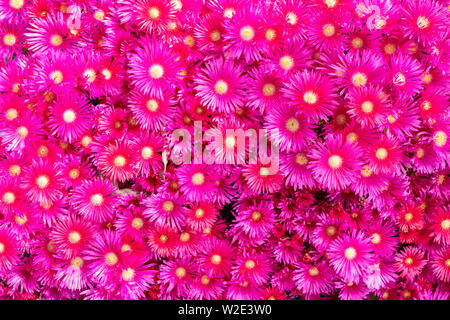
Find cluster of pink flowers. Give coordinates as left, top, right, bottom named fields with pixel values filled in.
left=0, top=0, right=449, bottom=300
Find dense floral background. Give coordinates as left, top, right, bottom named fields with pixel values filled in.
left=0, top=0, right=449, bottom=300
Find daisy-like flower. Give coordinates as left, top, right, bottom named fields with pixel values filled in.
left=280, top=151, right=316, bottom=190
left=47, top=88, right=92, bottom=143
left=311, top=215, right=342, bottom=251
left=265, top=104, right=315, bottom=153
left=124, top=0, right=176, bottom=34
left=186, top=202, right=219, bottom=233
left=347, top=85, right=390, bottom=128
left=132, top=131, right=165, bottom=177
left=429, top=207, right=450, bottom=245
left=129, top=88, right=175, bottom=132
left=242, top=163, right=283, bottom=195
left=114, top=207, right=149, bottom=240
left=266, top=40, right=314, bottom=76
left=176, top=164, right=218, bottom=202
left=293, top=260, right=334, bottom=296
left=430, top=246, right=450, bottom=282
left=0, top=16, right=26, bottom=56
left=95, top=139, right=136, bottom=183
left=194, top=58, right=247, bottom=114
left=143, top=192, right=187, bottom=232
left=187, top=272, right=225, bottom=300
left=389, top=53, right=423, bottom=98
left=401, top=0, right=448, bottom=47
left=417, top=87, right=448, bottom=122
left=0, top=176, right=25, bottom=217
left=222, top=3, right=265, bottom=63
left=397, top=203, right=425, bottom=232
left=83, top=230, right=123, bottom=285
left=128, top=35, right=184, bottom=99
left=275, top=0, right=308, bottom=42
left=231, top=199, right=276, bottom=246
left=365, top=136, right=405, bottom=174
left=59, top=155, right=94, bottom=189
left=147, top=225, right=177, bottom=258
left=193, top=15, right=226, bottom=51
left=0, top=228, right=20, bottom=274
left=54, top=255, right=91, bottom=291
left=0, top=111, right=44, bottom=153
left=393, top=246, right=426, bottom=279
left=246, top=64, right=283, bottom=113
left=336, top=280, right=370, bottom=300
left=306, top=10, right=343, bottom=52
left=231, top=250, right=272, bottom=286
left=328, top=231, right=373, bottom=283
left=115, top=257, right=155, bottom=300
left=198, top=238, right=235, bottom=277
left=71, top=178, right=119, bottom=223
left=309, top=134, right=363, bottom=191
left=159, top=258, right=197, bottom=296
left=365, top=256, right=398, bottom=291
left=25, top=12, right=78, bottom=55
left=365, top=220, right=398, bottom=257
left=282, top=70, right=338, bottom=120
left=21, top=158, right=63, bottom=205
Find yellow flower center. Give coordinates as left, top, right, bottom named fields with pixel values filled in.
left=68, top=231, right=81, bottom=244
left=9, top=0, right=24, bottom=9
left=286, top=12, right=298, bottom=25
left=336, top=114, right=346, bottom=125
left=240, top=25, right=255, bottom=41
left=0, top=242, right=4, bottom=254
left=223, top=8, right=235, bottom=19
left=141, top=146, right=153, bottom=160
left=265, top=28, right=276, bottom=41
left=3, top=33, right=16, bottom=46
left=404, top=257, right=413, bottom=265
left=210, top=30, right=221, bottom=41
left=195, top=208, right=205, bottom=218
left=344, top=247, right=357, bottom=260
left=252, top=211, right=262, bottom=222
left=191, top=172, right=205, bottom=185
left=361, top=166, right=372, bottom=177
left=14, top=214, right=27, bottom=225
left=201, top=275, right=210, bottom=285
left=433, top=131, right=447, bottom=147
left=328, top=155, right=343, bottom=169
left=9, top=165, right=21, bottom=176
left=93, top=9, right=105, bottom=21
left=17, top=126, right=28, bottom=138
left=326, top=226, right=336, bottom=236
left=322, top=24, right=335, bottom=37
left=285, top=118, right=299, bottom=132
left=105, top=252, right=118, bottom=266
left=163, top=200, right=174, bottom=212
left=309, top=266, right=319, bottom=276
left=101, top=68, right=112, bottom=80
left=352, top=72, right=368, bottom=87
left=259, top=167, right=270, bottom=177
left=303, top=91, right=318, bottom=104
left=384, top=43, right=396, bottom=55
left=69, top=168, right=80, bottom=179
left=122, top=268, right=135, bottom=281
left=131, top=217, right=144, bottom=230
left=352, top=37, right=363, bottom=49
left=176, top=267, right=186, bottom=278
left=184, top=35, right=195, bottom=47
left=225, top=136, right=236, bottom=148
left=211, top=254, right=222, bottom=265
left=416, top=148, right=425, bottom=159
left=71, top=257, right=84, bottom=268
left=393, top=72, right=406, bottom=86
left=63, top=109, right=76, bottom=123
left=2, top=191, right=15, bottom=204
left=149, top=64, right=164, bottom=79
left=262, top=83, right=275, bottom=96
left=36, top=175, right=50, bottom=189
left=440, top=219, right=450, bottom=230
left=296, top=153, right=308, bottom=165
left=279, top=55, right=294, bottom=70
left=361, top=101, right=374, bottom=114
left=50, top=34, right=63, bottom=47
left=5, top=108, right=18, bottom=121
left=416, top=16, right=430, bottom=29
left=245, top=259, right=255, bottom=269
left=371, top=233, right=381, bottom=244
left=214, top=80, right=228, bottom=95
left=83, top=68, right=96, bottom=83
left=148, top=7, right=160, bottom=19
left=375, top=147, right=388, bottom=160
left=114, top=155, right=126, bottom=167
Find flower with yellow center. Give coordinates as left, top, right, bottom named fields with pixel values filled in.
left=308, top=266, right=320, bottom=276
left=210, top=30, right=221, bottom=41
left=214, top=80, right=228, bottom=95
left=9, top=165, right=21, bottom=176
left=141, top=146, right=153, bottom=160
left=149, top=64, right=164, bottom=79
left=223, top=8, right=235, bottom=19
left=200, top=275, right=210, bottom=285
left=328, top=155, right=343, bottom=169
left=211, top=254, right=222, bottom=265
left=416, top=148, right=425, bottom=159
left=68, top=231, right=81, bottom=244
left=245, top=260, right=255, bottom=269
left=90, top=193, right=104, bottom=206
left=191, top=172, right=205, bottom=185
left=422, top=73, right=432, bottom=84
left=351, top=37, right=363, bottom=49
left=101, top=68, right=112, bottom=80
left=3, top=33, right=16, bottom=46
left=361, top=166, right=372, bottom=177
left=420, top=100, right=431, bottom=111
left=146, top=99, right=159, bottom=112
left=131, top=217, right=144, bottom=230
left=83, top=69, right=96, bottom=83
left=384, top=43, right=396, bottom=55
left=361, top=101, right=374, bottom=114
left=371, top=233, right=381, bottom=244
left=326, top=226, right=336, bottom=236
left=404, top=213, right=413, bottom=222
left=104, top=252, right=118, bottom=266
left=81, top=135, right=92, bottom=148
left=0, top=242, right=4, bottom=254
left=184, top=35, right=195, bottom=47
left=17, top=126, right=28, bottom=138
left=122, top=268, right=135, bottom=281
left=303, top=91, right=318, bottom=104
left=296, top=153, right=308, bottom=165
left=50, top=34, right=63, bottom=47
left=416, top=16, right=430, bottom=29
left=2, top=191, right=15, bottom=204
left=114, top=155, right=126, bottom=167
left=195, top=208, right=204, bottom=218
left=279, top=55, right=294, bottom=70
left=9, top=0, right=24, bottom=9
left=93, top=9, right=105, bottom=21
left=265, top=28, right=276, bottom=41
left=36, top=175, right=50, bottom=189
left=375, top=147, right=388, bottom=160
left=286, top=12, right=298, bottom=25
left=351, top=72, right=368, bottom=87
left=325, top=0, right=337, bottom=8
left=285, top=118, right=299, bottom=132
left=259, top=167, right=270, bottom=177
left=225, top=136, right=236, bottom=148
left=71, top=257, right=84, bottom=268
left=404, top=257, right=413, bottom=265
left=433, top=131, right=447, bottom=148
left=69, top=168, right=80, bottom=179
left=62, top=109, right=76, bottom=123
left=176, top=267, right=186, bottom=278
left=441, top=219, right=450, bottom=230
left=262, top=83, right=275, bottom=96
left=240, top=26, right=255, bottom=41
left=15, top=214, right=27, bottom=225
left=50, top=70, right=63, bottom=84
left=252, top=211, right=262, bottom=222
left=163, top=200, right=174, bottom=212
left=392, top=72, right=406, bottom=86
left=148, top=7, right=160, bottom=19
left=322, top=24, right=335, bottom=37
left=344, top=247, right=357, bottom=260
left=5, top=108, right=18, bottom=121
